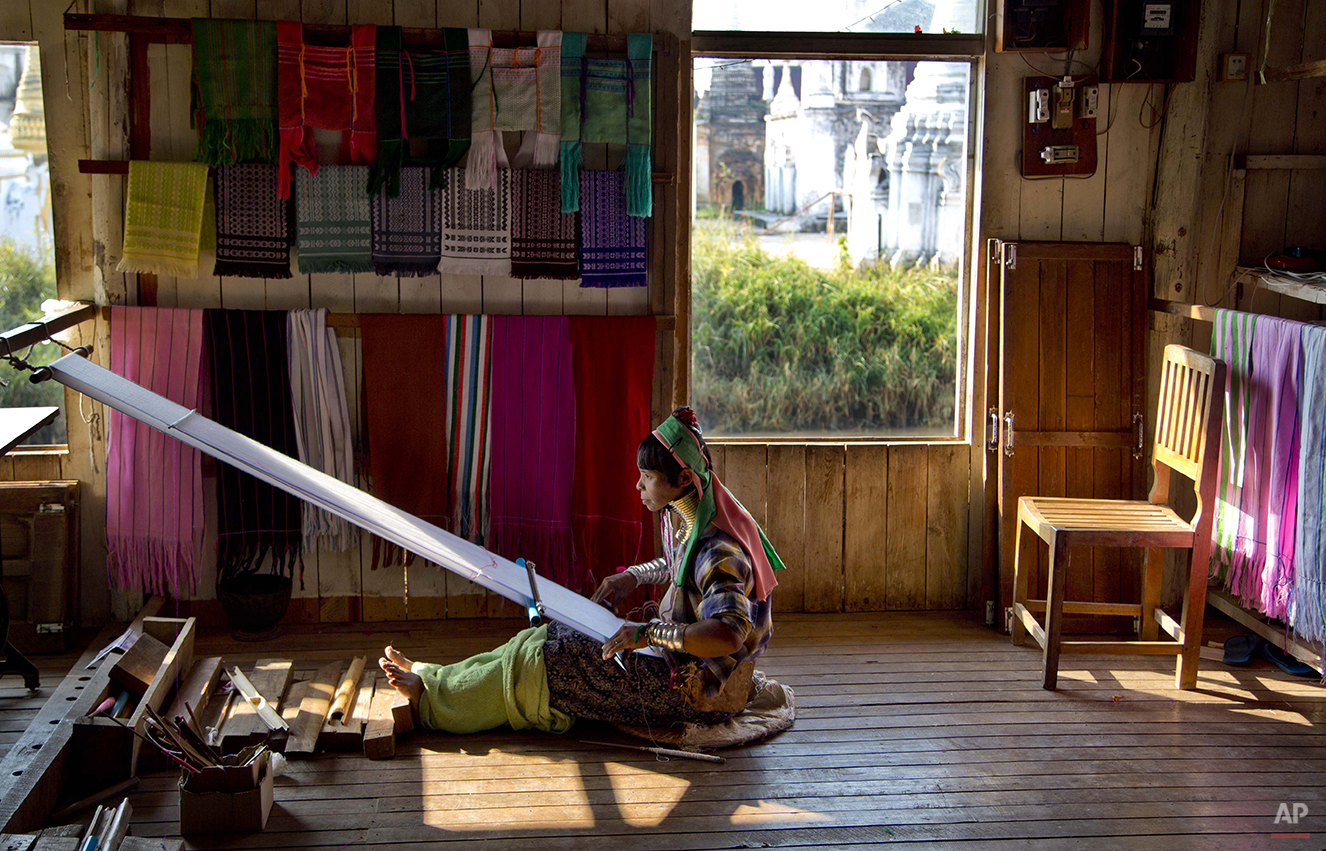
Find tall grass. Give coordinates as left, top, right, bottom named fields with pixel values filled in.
left=691, top=223, right=957, bottom=436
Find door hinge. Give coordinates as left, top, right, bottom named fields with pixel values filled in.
left=1133, top=245, right=1144, bottom=271
left=1133, top=412, right=1145, bottom=459
left=39, top=503, right=66, bottom=514
left=1005, top=244, right=1018, bottom=270
left=36, top=623, right=67, bottom=634
left=1003, top=411, right=1016, bottom=457
left=987, top=408, right=1000, bottom=453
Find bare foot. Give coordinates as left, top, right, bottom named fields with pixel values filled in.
left=379, top=645, right=423, bottom=707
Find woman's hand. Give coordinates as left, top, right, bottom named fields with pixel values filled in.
left=590, top=572, right=639, bottom=612
left=601, top=621, right=652, bottom=661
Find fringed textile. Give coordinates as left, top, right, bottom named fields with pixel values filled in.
left=276, top=21, right=376, bottom=198
left=1295, top=325, right=1326, bottom=644
left=116, top=161, right=209, bottom=278
left=295, top=165, right=373, bottom=274
left=370, top=165, right=442, bottom=276
left=569, top=316, right=656, bottom=596
left=361, top=315, right=493, bottom=565
left=466, top=29, right=561, bottom=191
left=578, top=170, right=646, bottom=288
left=559, top=32, right=652, bottom=216
left=511, top=168, right=579, bottom=280
left=288, top=309, right=357, bottom=554
left=488, top=316, right=576, bottom=588
left=1252, top=317, right=1303, bottom=620
left=106, top=307, right=205, bottom=596
left=438, top=166, right=512, bottom=275
left=371, top=26, right=471, bottom=197
left=190, top=18, right=278, bottom=166
left=213, top=163, right=292, bottom=279
left=203, top=309, right=303, bottom=584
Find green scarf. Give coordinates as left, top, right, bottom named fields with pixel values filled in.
left=190, top=18, right=278, bottom=166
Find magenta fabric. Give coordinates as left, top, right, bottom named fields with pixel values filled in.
left=107, top=307, right=206, bottom=595
left=487, top=315, right=576, bottom=587
left=1252, top=317, right=1302, bottom=619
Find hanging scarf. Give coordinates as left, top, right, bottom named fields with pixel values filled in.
left=116, top=161, right=209, bottom=278
left=1210, top=310, right=1256, bottom=588
left=438, top=166, right=512, bottom=275
left=276, top=21, right=376, bottom=198
left=204, top=309, right=303, bottom=585
left=466, top=29, right=561, bottom=191
left=1251, top=316, right=1302, bottom=620
left=488, top=316, right=576, bottom=586
left=559, top=32, right=652, bottom=216
left=190, top=18, right=278, bottom=166
left=511, top=168, right=579, bottom=280
left=213, top=163, right=292, bottom=279
left=295, top=165, right=373, bottom=274
left=1294, top=325, right=1326, bottom=644
left=371, top=26, right=471, bottom=197
left=106, top=307, right=205, bottom=596
left=579, top=170, right=646, bottom=288
left=652, top=414, right=783, bottom=601
left=569, top=316, right=656, bottom=595
left=287, top=309, right=356, bottom=554
left=362, top=314, right=493, bottom=560
left=370, top=165, right=442, bottom=276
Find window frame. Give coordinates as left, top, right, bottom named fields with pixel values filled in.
left=688, top=30, right=985, bottom=445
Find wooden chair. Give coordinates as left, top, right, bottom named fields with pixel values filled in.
left=1011, top=345, right=1227, bottom=690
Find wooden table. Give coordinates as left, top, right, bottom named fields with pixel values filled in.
left=0, top=407, right=59, bottom=691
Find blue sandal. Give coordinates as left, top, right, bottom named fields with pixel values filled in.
left=1222, top=634, right=1261, bottom=666
left=1258, top=641, right=1320, bottom=678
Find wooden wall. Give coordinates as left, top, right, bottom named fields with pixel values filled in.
left=16, top=0, right=1316, bottom=626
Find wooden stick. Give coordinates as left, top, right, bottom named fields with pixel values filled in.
left=48, top=778, right=140, bottom=823
left=579, top=740, right=725, bottom=763
left=329, top=656, right=366, bottom=722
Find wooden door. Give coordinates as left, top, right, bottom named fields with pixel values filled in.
left=990, top=241, right=1148, bottom=632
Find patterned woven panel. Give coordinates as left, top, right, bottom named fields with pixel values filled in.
left=371, top=166, right=443, bottom=276
left=214, top=164, right=292, bottom=279
left=438, top=166, right=512, bottom=275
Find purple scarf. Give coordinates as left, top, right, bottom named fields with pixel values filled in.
left=1250, top=317, right=1302, bottom=619
left=107, top=307, right=205, bottom=595
left=578, top=170, right=646, bottom=287
left=487, top=315, right=576, bottom=586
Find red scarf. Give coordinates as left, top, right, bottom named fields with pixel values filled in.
left=277, top=21, right=377, bottom=198
left=569, top=316, right=656, bottom=595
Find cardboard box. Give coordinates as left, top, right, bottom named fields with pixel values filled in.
left=178, top=747, right=273, bottom=834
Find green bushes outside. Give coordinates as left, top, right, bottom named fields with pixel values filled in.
left=691, top=222, right=958, bottom=436
left=0, top=239, right=65, bottom=444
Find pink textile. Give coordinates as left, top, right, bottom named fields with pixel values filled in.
left=107, top=307, right=205, bottom=595
left=1252, top=317, right=1302, bottom=618
left=487, top=315, right=576, bottom=587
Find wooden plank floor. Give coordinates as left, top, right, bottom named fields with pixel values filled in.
left=14, top=612, right=1326, bottom=849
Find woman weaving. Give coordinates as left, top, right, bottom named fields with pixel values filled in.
left=378, top=407, right=785, bottom=734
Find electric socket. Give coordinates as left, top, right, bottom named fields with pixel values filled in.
left=1221, top=53, right=1250, bottom=82
left=1079, top=85, right=1099, bottom=120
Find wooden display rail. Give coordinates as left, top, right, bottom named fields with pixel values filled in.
left=77, top=160, right=677, bottom=186
left=1207, top=588, right=1324, bottom=673
left=64, top=14, right=662, bottom=53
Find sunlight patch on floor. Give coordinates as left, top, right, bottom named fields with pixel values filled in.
left=729, top=800, right=832, bottom=825
left=604, top=761, right=693, bottom=826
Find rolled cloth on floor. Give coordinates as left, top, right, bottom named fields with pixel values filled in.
left=116, top=161, right=210, bottom=278
left=296, top=165, right=373, bottom=274
left=569, top=316, right=656, bottom=595
left=213, top=163, right=292, bottom=279
left=106, top=307, right=206, bottom=596
left=204, top=309, right=304, bottom=584
left=287, top=309, right=356, bottom=553
left=488, top=316, right=576, bottom=587
left=1295, top=325, right=1326, bottom=644
left=578, top=170, right=646, bottom=288
left=190, top=18, right=278, bottom=166
left=411, top=625, right=574, bottom=734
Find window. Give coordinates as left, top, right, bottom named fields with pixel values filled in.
left=690, top=10, right=981, bottom=439
left=0, top=42, right=65, bottom=445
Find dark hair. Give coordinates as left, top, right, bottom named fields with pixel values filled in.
left=637, top=406, right=711, bottom=487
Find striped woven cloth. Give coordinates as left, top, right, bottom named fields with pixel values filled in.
left=466, top=29, right=560, bottom=191
left=1295, top=325, right=1326, bottom=643
left=116, top=161, right=210, bottom=278
left=190, top=18, right=278, bottom=166
left=1210, top=309, right=1257, bottom=591
left=444, top=314, right=494, bottom=542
